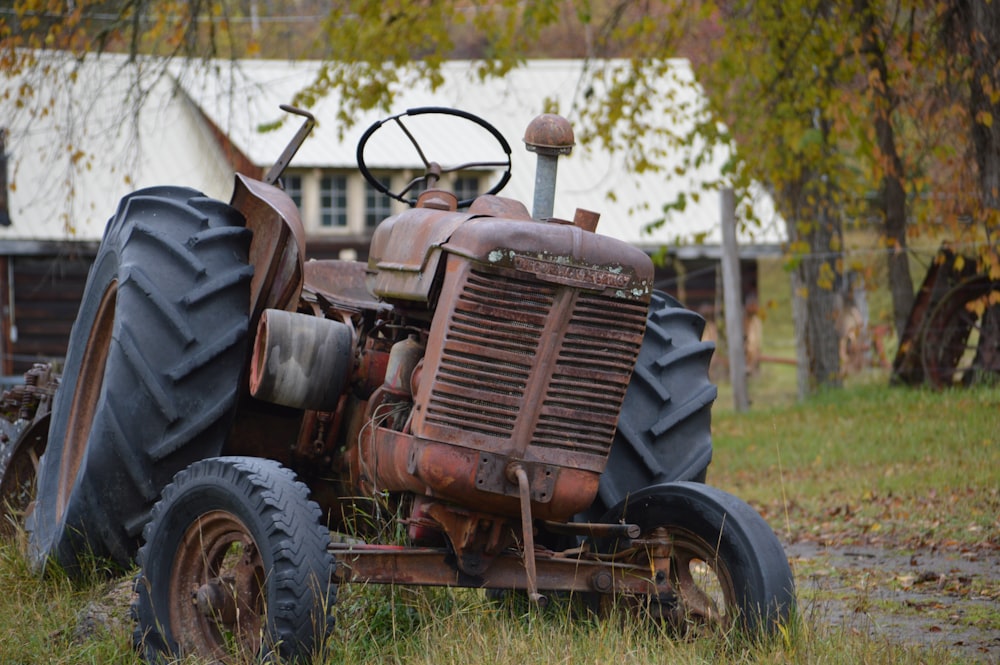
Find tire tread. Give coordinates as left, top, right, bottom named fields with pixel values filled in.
left=28, top=186, right=251, bottom=571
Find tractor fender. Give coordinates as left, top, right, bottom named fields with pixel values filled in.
left=230, top=174, right=306, bottom=320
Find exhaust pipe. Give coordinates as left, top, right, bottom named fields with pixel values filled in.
left=523, top=114, right=574, bottom=220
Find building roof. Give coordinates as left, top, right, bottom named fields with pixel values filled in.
left=2, top=52, right=785, bottom=254
left=0, top=52, right=235, bottom=245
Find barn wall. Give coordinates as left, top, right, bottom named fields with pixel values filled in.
left=1, top=248, right=96, bottom=376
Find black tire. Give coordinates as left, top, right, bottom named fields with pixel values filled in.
left=27, top=187, right=253, bottom=572
left=594, top=481, right=795, bottom=635
left=133, top=456, right=336, bottom=663
left=587, top=291, right=716, bottom=520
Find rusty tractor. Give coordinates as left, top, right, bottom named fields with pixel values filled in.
left=4, top=106, right=794, bottom=662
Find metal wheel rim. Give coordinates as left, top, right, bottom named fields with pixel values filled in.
left=0, top=437, right=43, bottom=539
left=920, top=276, right=990, bottom=387
left=168, top=509, right=266, bottom=660
left=666, top=527, right=736, bottom=631
left=55, top=281, right=116, bottom=522
left=614, top=526, right=737, bottom=632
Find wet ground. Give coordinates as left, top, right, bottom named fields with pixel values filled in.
left=787, top=541, right=1000, bottom=662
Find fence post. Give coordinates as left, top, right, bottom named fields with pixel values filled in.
left=721, top=188, right=749, bottom=411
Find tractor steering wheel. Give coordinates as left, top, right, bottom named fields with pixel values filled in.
left=356, top=107, right=513, bottom=208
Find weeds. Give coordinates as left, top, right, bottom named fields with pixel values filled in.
left=1, top=385, right=996, bottom=663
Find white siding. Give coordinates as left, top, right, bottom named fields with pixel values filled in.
left=2, top=53, right=784, bottom=251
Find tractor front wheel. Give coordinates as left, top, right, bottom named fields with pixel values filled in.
left=133, top=456, right=336, bottom=663
left=594, top=482, right=795, bottom=636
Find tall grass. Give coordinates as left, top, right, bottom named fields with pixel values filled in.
left=1, top=386, right=995, bottom=664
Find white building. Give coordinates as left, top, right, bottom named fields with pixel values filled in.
left=1, top=52, right=784, bottom=372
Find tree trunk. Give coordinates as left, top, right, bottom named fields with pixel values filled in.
left=801, top=202, right=843, bottom=390
left=855, top=0, right=915, bottom=337
left=784, top=179, right=843, bottom=396
left=962, top=0, right=1000, bottom=212
left=885, top=180, right=914, bottom=337
left=956, top=0, right=1000, bottom=386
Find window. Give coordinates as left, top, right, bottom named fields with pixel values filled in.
left=283, top=174, right=302, bottom=209
left=454, top=175, right=480, bottom=206
left=365, top=176, right=393, bottom=228
left=319, top=175, right=347, bottom=228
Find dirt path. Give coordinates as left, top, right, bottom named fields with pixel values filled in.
left=787, top=541, right=1000, bottom=662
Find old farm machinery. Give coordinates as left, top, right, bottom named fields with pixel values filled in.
left=3, top=106, right=794, bottom=662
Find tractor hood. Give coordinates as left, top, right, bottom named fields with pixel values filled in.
left=368, top=201, right=654, bottom=303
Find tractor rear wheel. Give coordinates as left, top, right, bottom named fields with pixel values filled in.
left=585, top=291, right=716, bottom=521
left=27, top=187, right=252, bottom=572
left=133, top=456, right=335, bottom=663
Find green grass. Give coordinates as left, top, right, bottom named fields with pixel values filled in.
left=710, top=384, right=1000, bottom=550
left=0, top=545, right=138, bottom=664
left=1, top=385, right=996, bottom=664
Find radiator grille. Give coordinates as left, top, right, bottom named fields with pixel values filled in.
left=535, top=292, right=647, bottom=454
left=424, top=268, right=647, bottom=463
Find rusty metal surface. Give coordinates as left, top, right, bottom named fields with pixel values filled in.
left=423, top=500, right=514, bottom=576
left=302, top=260, right=385, bottom=313
left=0, top=363, right=58, bottom=425
left=57, top=282, right=115, bottom=523
left=510, top=464, right=543, bottom=602
left=0, top=363, right=57, bottom=537
left=919, top=276, right=991, bottom=386
left=367, top=208, right=475, bottom=302
left=893, top=246, right=999, bottom=387
left=350, top=249, right=652, bottom=526
left=445, top=216, right=654, bottom=295
left=540, top=519, right=641, bottom=540
left=572, top=208, right=600, bottom=233
left=523, top=114, right=575, bottom=155
left=330, top=541, right=669, bottom=597
left=169, top=509, right=264, bottom=658
left=365, top=428, right=602, bottom=522
left=411, top=255, right=648, bottom=473
left=467, top=195, right=532, bottom=220
left=263, top=105, right=316, bottom=186
left=231, top=174, right=305, bottom=319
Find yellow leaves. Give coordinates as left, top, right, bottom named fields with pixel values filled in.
left=789, top=240, right=810, bottom=256
left=817, top=261, right=836, bottom=290
left=989, top=257, right=1000, bottom=281
left=953, top=254, right=966, bottom=272
left=867, top=67, right=885, bottom=94
left=964, top=291, right=1000, bottom=317
left=68, top=147, right=86, bottom=165
left=975, top=110, right=994, bottom=128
